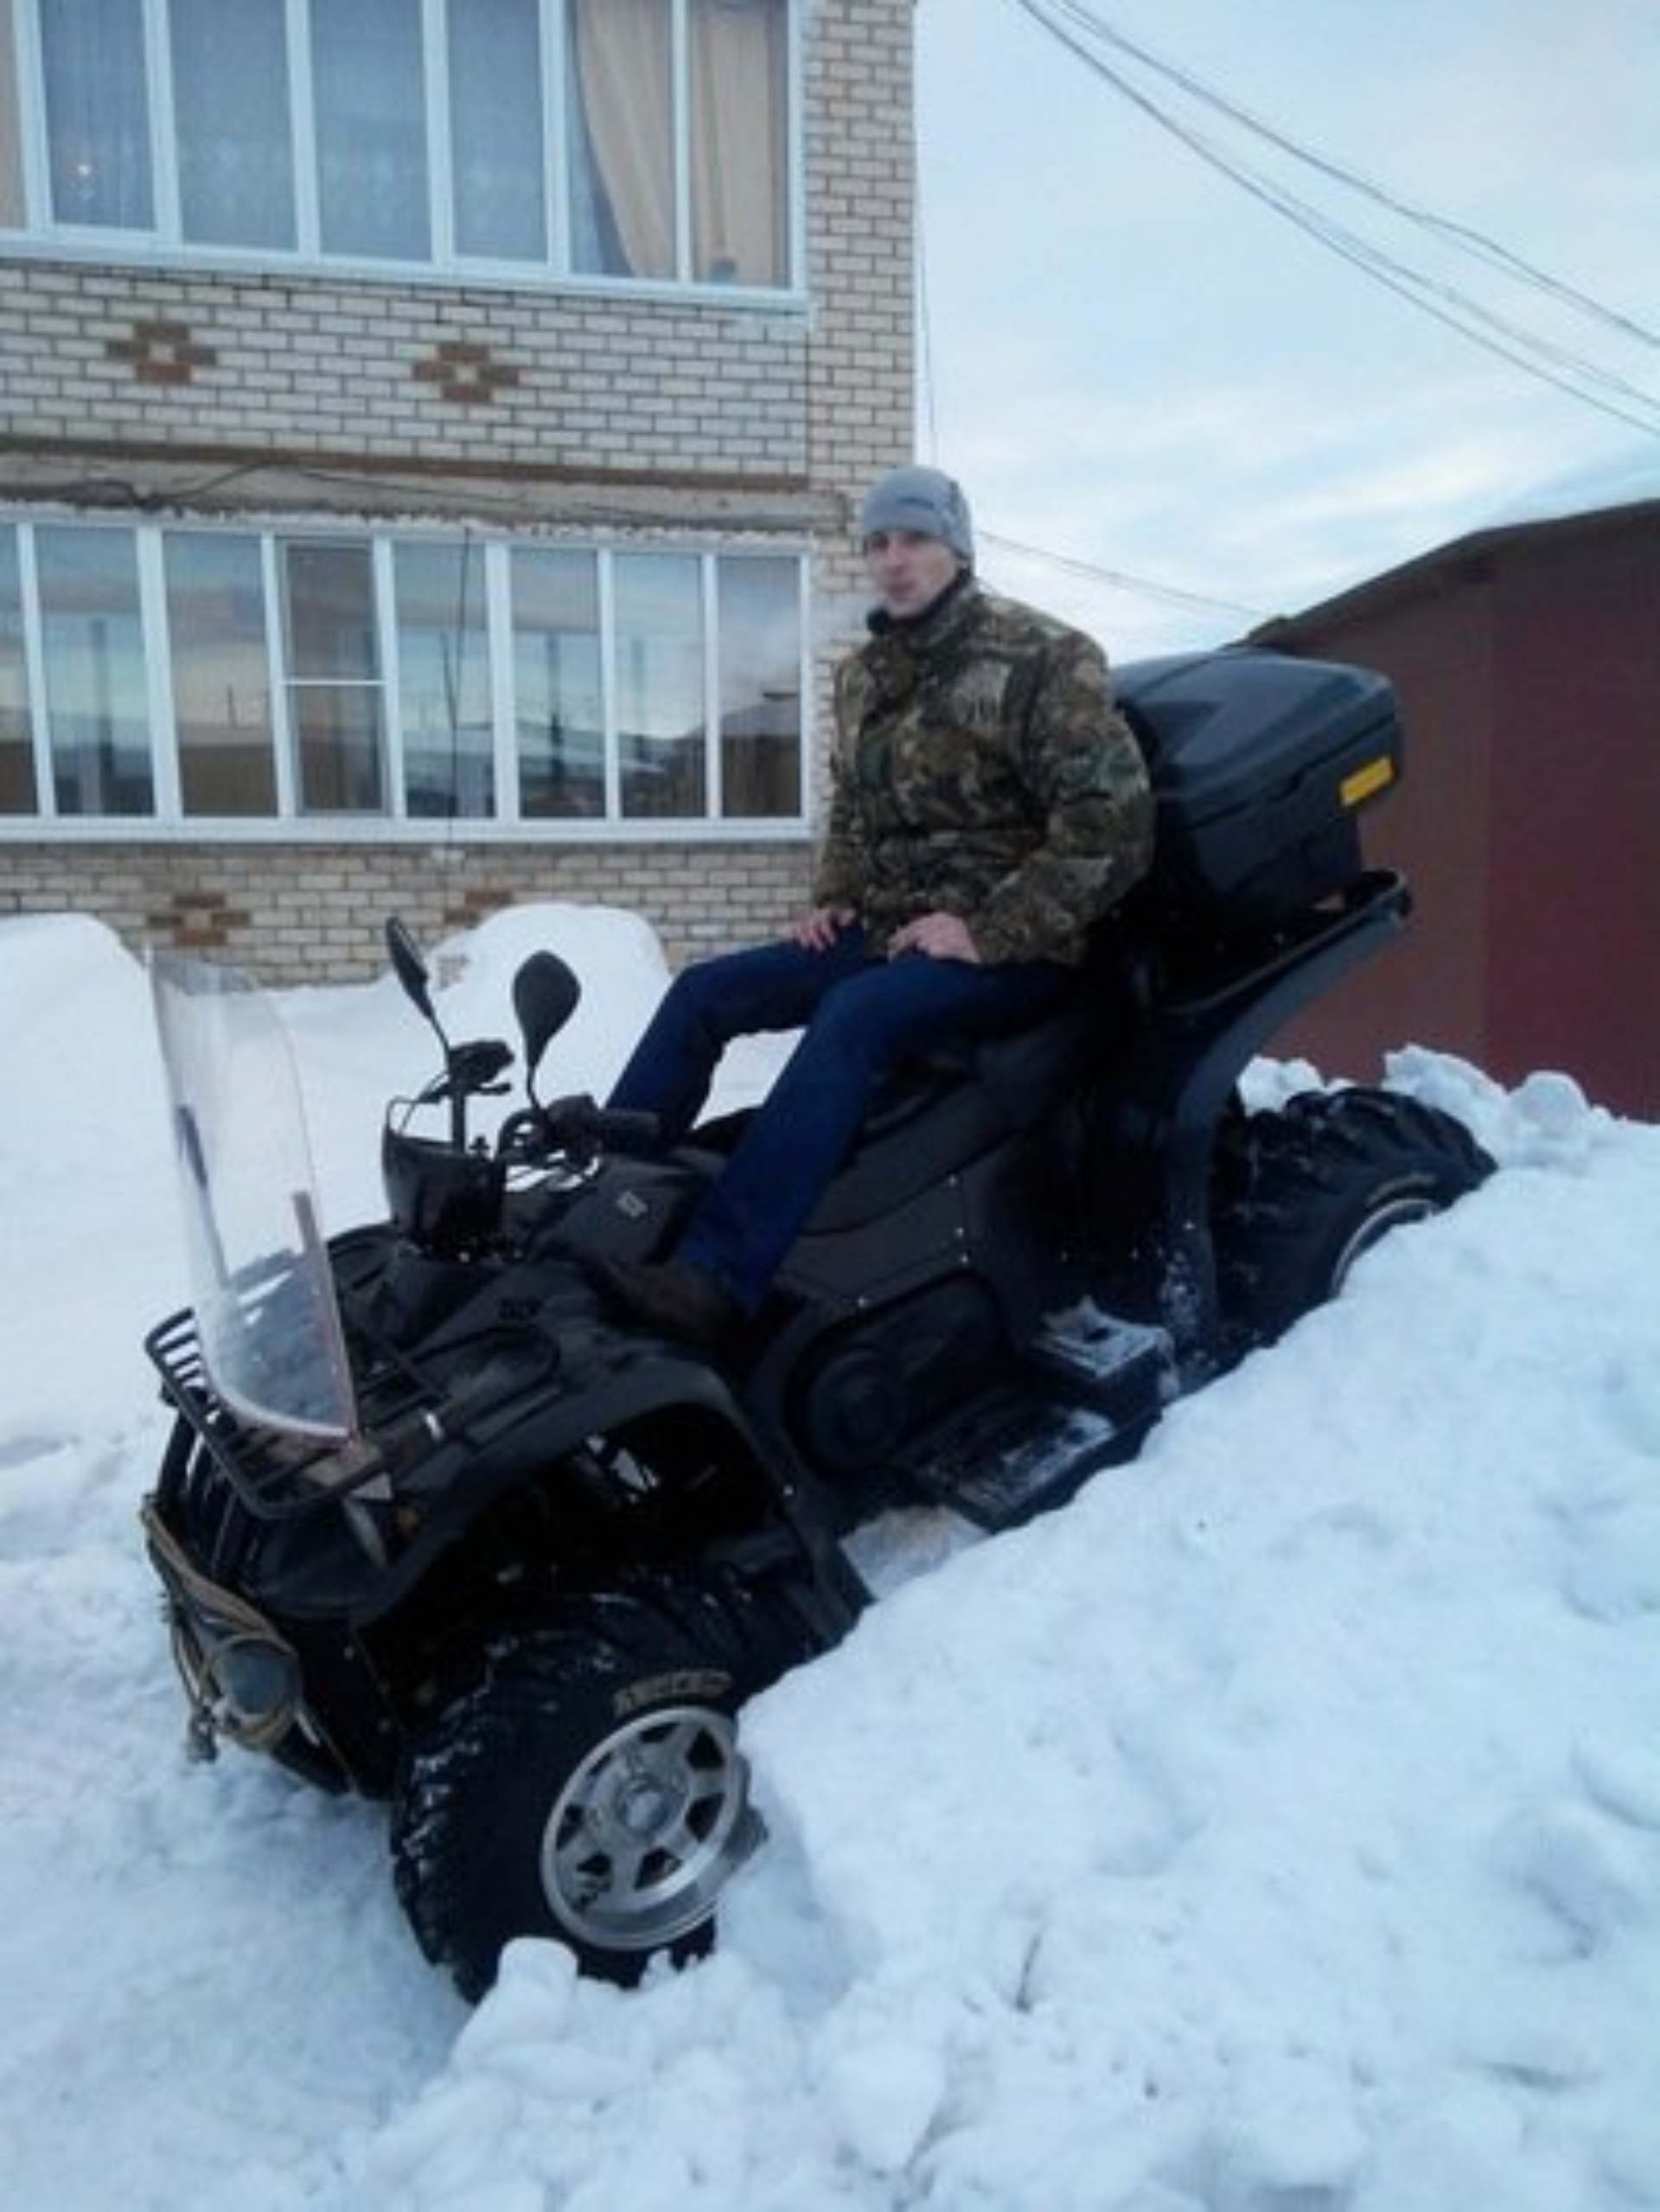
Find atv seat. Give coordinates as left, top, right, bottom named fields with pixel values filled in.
left=806, top=990, right=1102, bottom=1233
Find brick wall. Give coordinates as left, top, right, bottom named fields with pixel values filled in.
left=0, top=0, right=915, bottom=981
left=0, top=838, right=814, bottom=982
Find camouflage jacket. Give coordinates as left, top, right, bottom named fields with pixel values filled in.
left=814, top=578, right=1154, bottom=967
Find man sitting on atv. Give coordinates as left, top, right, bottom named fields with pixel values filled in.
left=590, top=464, right=1156, bottom=1350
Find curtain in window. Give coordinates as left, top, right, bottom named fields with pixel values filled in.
left=690, top=0, right=787, bottom=285
left=569, top=0, right=674, bottom=278
left=40, top=0, right=154, bottom=227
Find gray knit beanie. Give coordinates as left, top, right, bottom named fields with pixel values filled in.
left=858, top=465, right=974, bottom=565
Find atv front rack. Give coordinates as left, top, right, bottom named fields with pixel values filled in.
left=144, top=1229, right=560, bottom=1522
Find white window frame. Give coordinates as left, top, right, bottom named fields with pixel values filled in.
left=0, top=515, right=814, bottom=844
left=0, top=0, right=805, bottom=304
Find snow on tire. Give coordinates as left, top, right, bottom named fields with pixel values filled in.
left=1214, top=1085, right=1494, bottom=1353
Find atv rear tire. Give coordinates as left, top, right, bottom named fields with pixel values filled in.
left=1214, top=1086, right=1493, bottom=1353
left=391, top=1569, right=820, bottom=1999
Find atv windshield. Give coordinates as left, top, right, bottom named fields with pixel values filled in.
left=150, top=950, right=358, bottom=1442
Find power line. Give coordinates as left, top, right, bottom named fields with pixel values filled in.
left=981, top=529, right=1267, bottom=618
left=1008, top=0, right=1660, bottom=438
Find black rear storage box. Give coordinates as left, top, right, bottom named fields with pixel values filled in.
left=1114, top=649, right=1402, bottom=931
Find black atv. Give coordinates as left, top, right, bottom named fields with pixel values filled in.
left=140, top=647, right=1492, bottom=2001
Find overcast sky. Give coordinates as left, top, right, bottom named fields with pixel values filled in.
left=914, top=0, right=1660, bottom=656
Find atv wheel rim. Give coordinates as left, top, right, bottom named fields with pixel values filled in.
left=540, top=1705, right=757, bottom=1954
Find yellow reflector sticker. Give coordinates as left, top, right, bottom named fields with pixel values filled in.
left=1340, top=755, right=1395, bottom=808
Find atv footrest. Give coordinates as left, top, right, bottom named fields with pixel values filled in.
left=897, top=1389, right=1130, bottom=1531
left=897, top=1314, right=1171, bottom=1532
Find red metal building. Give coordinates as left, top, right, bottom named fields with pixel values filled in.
left=1250, top=495, right=1660, bottom=1120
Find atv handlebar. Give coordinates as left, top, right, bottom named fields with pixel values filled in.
left=501, top=1094, right=663, bottom=1168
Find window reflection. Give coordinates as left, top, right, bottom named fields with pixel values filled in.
left=718, top=557, right=800, bottom=816
left=282, top=543, right=386, bottom=812
left=37, top=527, right=152, bottom=815
left=5, top=525, right=808, bottom=829
left=615, top=553, right=705, bottom=818
left=0, top=527, right=36, bottom=812
left=165, top=534, right=278, bottom=815
left=514, top=550, right=603, bottom=818
left=395, top=542, right=494, bottom=818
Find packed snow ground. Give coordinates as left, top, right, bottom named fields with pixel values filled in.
left=2, top=904, right=1657, bottom=2211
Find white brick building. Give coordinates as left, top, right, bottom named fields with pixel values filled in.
left=0, top=0, right=915, bottom=976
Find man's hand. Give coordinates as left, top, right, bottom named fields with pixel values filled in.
left=793, top=904, right=858, bottom=951
left=888, top=911, right=981, bottom=962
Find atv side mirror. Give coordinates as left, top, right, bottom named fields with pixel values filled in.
left=386, top=916, right=437, bottom=1024
left=512, top=952, right=581, bottom=1087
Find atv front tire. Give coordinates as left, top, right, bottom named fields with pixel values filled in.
left=392, top=1570, right=818, bottom=1999
left=1215, top=1086, right=1493, bottom=1352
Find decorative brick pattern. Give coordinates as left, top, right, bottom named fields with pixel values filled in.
left=411, top=339, right=523, bottom=406
left=104, top=316, right=219, bottom=387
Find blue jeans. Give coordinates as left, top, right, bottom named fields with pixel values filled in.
left=607, top=925, right=1069, bottom=1309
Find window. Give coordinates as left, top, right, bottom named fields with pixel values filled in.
left=281, top=543, right=386, bottom=814
left=394, top=541, right=492, bottom=818
left=0, top=520, right=810, bottom=834
left=36, top=527, right=152, bottom=815
left=164, top=533, right=278, bottom=815
left=718, top=557, right=801, bottom=815
left=310, top=0, right=431, bottom=262
left=513, top=549, right=603, bottom=818
left=0, top=526, right=36, bottom=813
left=448, top=0, right=547, bottom=263
left=615, top=553, right=705, bottom=818
left=2, top=0, right=798, bottom=293
left=40, top=0, right=153, bottom=228
left=0, top=0, right=25, bottom=228
left=170, top=0, right=296, bottom=249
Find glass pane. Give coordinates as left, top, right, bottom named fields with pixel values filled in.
left=448, top=0, right=546, bottom=260
left=36, top=527, right=153, bottom=815
left=567, top=0, right=672, bottom=278
left=165, top=533, right=278, bottom=815
left=690, top=0, right=788, bottom=286
left=718, top=558, right=800, bottom=816
left=169, top=0, right=296, bottom=247
left=41, top=0, right=154, bottom=227
left=0, top=0, right=24, bottom=227
left=614, top=553, right=704, bottom=818
left=512, top=548, right=603, bottom=818
left=282, top=542, right=385, bottom=812
left=0, top=526, right=36, bottom=812
left=394, top=542, right=493, bottom=819
left=310, top=0, right=430, bottom=259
